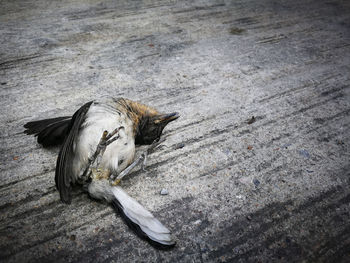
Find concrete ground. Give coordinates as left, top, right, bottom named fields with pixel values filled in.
left=1, top=0, right=350, bottom=262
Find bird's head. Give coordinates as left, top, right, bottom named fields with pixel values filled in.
left=135, top=112, right=180, bottom=145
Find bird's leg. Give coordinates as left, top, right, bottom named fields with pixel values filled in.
left=110, top=154, right=144, bottom=186
left=142, top=137, right=166, bottom=170
left=81, top=127, right=124, bottom=181
left=109, top=138, right=165, bottom=186
left=141, top=153, right=147, bottom=172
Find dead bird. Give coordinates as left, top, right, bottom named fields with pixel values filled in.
left=24, top=97, right=179, bottom=248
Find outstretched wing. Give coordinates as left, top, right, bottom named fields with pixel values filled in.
left=55, top=101, right=93, bottom=204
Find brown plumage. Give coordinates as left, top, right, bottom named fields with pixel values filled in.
left=116, top=98, right=160, bottom=136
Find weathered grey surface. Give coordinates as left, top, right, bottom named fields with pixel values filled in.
left=1, top=0, right=350, bottom=262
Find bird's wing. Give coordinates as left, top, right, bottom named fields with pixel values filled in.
left=24, top=116, right=72, bottom=147
left=55, top=101, right=93, bottom=204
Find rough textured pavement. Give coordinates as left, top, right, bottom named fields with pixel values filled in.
left=1, top=0, right=350, bottom=262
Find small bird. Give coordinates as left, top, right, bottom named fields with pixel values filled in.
left=24, top=97, right=179, bottom=248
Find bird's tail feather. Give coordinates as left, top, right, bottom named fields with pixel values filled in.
left=24, top=116, right=71, bottom=147
left=111, top=186, right=175, bottom=248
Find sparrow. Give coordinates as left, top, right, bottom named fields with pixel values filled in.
left=24, top=97, right=179, bottom=248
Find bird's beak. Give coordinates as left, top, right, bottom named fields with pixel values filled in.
left=155, top=112, right=180, bottom=124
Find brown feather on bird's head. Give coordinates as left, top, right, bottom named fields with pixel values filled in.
left=116, top=98, right=179, bottom=145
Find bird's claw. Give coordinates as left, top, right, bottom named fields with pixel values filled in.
left=91, top=168, right=110, bottom=180
left=111, top=178, right=121, bottom=186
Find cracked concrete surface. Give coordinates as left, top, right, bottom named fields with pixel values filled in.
left=1, top=0, right=350, bottom=262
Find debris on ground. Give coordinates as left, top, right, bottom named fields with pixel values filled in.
left=160, top=189, right=169, bottom=195
left=299, top=149, right=310, bottom=158
left=253, top=178, right=260, bottom=187
left=247, top=116, right=256, bottom=124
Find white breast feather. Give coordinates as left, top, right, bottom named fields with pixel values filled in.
left=72, top=102, right=135, bottom=181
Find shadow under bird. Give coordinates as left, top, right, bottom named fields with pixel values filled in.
left=24, top=97, right=179, bottom=248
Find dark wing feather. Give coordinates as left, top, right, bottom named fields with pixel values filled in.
left=24, top=117, right=71, bottom=147
left=55, top=101, right=93, bottom=204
